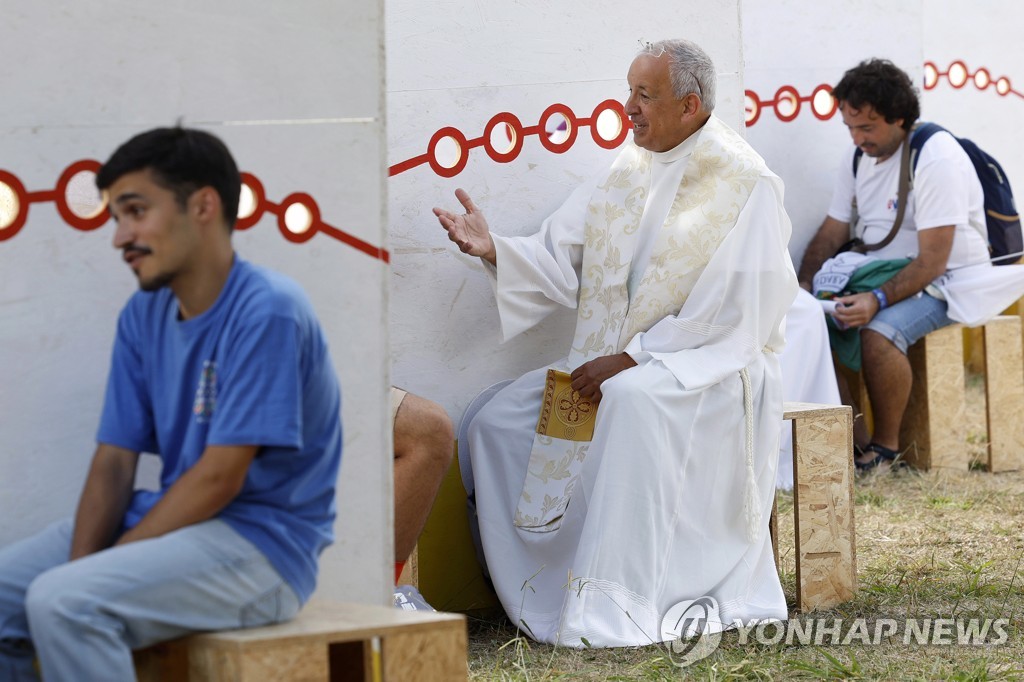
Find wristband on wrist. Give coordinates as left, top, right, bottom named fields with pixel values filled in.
left=871, top=288, right=889, bottom=310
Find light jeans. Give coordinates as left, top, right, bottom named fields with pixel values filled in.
left=863, top=291, right=954, bottom=354
left=0, top=518, right=300, bottom=682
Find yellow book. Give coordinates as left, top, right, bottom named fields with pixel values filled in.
left=536, top=369, right=598, bottom=442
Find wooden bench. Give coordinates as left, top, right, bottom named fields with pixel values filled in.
left=772, top=402, right=857, bottom=613
left=134, top=601, right=467, bottom=681
left=882, top=315, right=1024, bottom=472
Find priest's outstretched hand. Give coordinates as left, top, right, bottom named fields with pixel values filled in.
left=433, top=188, right=498, bottom=266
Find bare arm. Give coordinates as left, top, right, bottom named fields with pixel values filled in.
left=114, top=444, right=259, bottom=547
left=70, top=444, right=139, bottom=560
left=433, top=188, right=497, bottom=266
left=797, top=216, right=851, bottom=291
left=833, top=225, right=955, bottom=328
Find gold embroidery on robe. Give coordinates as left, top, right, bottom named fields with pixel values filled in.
left=536, top=370, right=598, bottom=442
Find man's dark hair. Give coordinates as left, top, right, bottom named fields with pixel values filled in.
left=96, top=127, right=241, bottom=229
left=832, top=59, right=920, bottom=131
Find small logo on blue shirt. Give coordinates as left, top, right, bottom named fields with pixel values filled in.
left=193, top=360, right=218, bottom=423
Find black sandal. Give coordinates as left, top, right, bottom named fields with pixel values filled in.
left=855, top=442, right=900, bottom=471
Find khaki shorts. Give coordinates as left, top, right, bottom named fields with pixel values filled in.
left=390, top=386, right=408, bottom=426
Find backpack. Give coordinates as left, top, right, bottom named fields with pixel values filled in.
left=853, top=122, right=1023, bottom=264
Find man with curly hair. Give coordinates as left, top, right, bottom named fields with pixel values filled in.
left=797, top=59, right=989, bottom=470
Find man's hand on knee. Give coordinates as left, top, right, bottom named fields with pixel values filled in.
left=833, top=291, right=881, bottom=329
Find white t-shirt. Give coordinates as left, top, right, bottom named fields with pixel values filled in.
left=827, top=129, right=989, bottom=271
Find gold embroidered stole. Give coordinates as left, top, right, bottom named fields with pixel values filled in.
left=569, top=115, right=767, bottom=366
left=514, top=116, right=767, bottom=532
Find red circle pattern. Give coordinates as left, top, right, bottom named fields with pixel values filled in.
left=55, top=160, right=109, bottom=232
left=483, top=113, right=525, bottom=163
left=0, top=164, right=389, bottom=261
left=277, top=193, right=321, bottom=244
left=538, top=103, right=579, bottom=154
left=590, top=99, right=630, bottom=149
left=0, top=169, right=29, bottom=241
left=428, top=127, right=469, bottom=178
left=236, top=172, right=266, bottom=231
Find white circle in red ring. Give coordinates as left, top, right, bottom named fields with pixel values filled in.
left=773, top=86, right=801, bottom=122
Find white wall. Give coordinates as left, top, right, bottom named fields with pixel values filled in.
left=741, top=0, right=925, bottom=263
left=387, top=0, right=745, bottom=421
left=922, top=0, right=1024, bottom=194
left=0, top=1, right=390, bottom=605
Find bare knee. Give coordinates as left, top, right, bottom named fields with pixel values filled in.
left=861, top=328, right=899, bottom=357
left=394, top=392, right=454, bottom=469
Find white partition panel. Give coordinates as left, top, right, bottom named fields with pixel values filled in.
left=0, top=1, right=390, bottom=604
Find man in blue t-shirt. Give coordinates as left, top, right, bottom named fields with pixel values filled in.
left=0, top=127, right=343, bottom=681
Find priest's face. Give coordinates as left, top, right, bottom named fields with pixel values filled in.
left=625, top=53, right=691, bottom=152
left=839, top=102, right=906, bottom=162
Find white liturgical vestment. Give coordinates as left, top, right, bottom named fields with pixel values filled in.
left=466, top=115, right=798, bottom=647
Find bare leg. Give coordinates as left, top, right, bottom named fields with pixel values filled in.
left=857, top=329, right=911, bottom=463
left=393, top=392, right=454, bottom=563
left=834, top=362, right=870, bottom=450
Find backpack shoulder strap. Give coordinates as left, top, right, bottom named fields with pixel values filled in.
left=908, top=122, right=945, bottom=179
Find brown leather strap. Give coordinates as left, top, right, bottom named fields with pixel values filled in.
left=854, top=128, right=913, bottom=253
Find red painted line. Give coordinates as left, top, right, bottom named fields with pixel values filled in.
left=26, top=190, right=57, bottom=202
left=318, top=223, right=390, bottom=263
left=465, top=138, right=485, bottom=149
left=389, top=155, right=429, bottom=176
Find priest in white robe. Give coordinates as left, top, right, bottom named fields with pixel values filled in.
left=434, top=39, right=798, bottom=648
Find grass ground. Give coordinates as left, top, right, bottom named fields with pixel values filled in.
left=464, top=374, right=1024, bottom=680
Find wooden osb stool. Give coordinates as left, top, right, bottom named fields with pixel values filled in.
left=982, top=316, right=1024, bottom=471
left=134, top=601, right=467, bottom=682
left=898, top=316, right=1024, bottom=472
left=898, top=322, right=967, bottom=470
left=771, top=402, right=857, bottom=612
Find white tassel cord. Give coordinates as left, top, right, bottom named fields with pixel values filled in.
left=739, top=368, right=761, bottom=542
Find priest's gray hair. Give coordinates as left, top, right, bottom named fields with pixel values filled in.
left=639, top=39, right=717, bottom=113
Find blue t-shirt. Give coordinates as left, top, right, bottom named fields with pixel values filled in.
left=96, top=257, right=342, bottom=603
